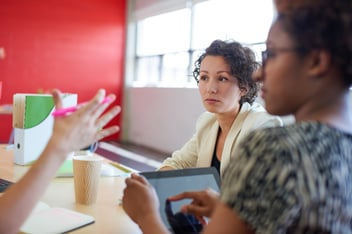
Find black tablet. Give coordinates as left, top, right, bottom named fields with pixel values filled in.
left=140, top=167, right=221, bottom=231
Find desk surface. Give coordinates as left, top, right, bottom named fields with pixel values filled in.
left=0, top=145, right=141, bottom=234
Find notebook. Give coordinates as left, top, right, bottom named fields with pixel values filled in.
left=140, top=167, right=221, bottom=231
left=20, top=201, right=94, bottom=233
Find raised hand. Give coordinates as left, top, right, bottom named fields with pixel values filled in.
left=50, top=89, right=121, bottom=156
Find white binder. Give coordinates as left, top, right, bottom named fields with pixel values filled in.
left=13, top=93, right=77, bottom=165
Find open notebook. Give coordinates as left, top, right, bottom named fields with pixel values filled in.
left=20, top=201, right=94, bottom=233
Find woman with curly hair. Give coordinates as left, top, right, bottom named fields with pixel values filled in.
left=123, top=0, right=352, bottom=233
left=159, top=39, right=282, bottom=176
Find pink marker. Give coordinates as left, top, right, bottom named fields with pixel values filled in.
left=52, top=97, right=112, bottom=117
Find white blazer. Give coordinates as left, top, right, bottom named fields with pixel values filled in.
left=160, top=102, right=283, bottom=176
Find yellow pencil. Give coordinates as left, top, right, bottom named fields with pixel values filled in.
left=108, top=161, right=133, bottom=173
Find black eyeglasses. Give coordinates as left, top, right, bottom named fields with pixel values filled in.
left=261, top=48, right=303, bottom=64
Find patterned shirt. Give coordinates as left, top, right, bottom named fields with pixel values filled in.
left=220, top=122, right=352, bottom=233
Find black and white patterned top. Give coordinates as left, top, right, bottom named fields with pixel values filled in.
left=220, top=122, right=352, bottom=233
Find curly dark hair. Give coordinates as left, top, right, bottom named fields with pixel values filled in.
left=193, top=40, right=260, bottom=105
left=276, top=0, right=352, bottom=87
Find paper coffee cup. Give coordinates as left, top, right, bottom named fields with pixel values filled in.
left=73, top=155, right=103, bottom=205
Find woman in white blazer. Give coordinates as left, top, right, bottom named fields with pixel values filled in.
left=159, top=40, right=282, bottom=176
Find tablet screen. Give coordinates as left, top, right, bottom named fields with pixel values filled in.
left=140, top=167, right=220, bottom=230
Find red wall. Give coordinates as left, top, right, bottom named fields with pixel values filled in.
left=0, top=0, right=126, bottom=142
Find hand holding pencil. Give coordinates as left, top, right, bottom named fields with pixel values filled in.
left=52, top=97, right=113, bottom=117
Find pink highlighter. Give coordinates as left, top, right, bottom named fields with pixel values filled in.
left=52, top=97, right=112, bottom=117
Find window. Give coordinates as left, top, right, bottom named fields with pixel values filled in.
left=131, top=0, right=275, bottom=88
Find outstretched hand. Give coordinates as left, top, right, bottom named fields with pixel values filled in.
left=49, top=89, right=121, bottom=155
left=0, top=89, right=121, bottom=234
left=168, top=188, right=219, bottom=225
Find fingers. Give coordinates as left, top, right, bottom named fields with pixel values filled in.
left=182, top=203, right=206, bottom=214
left=169, top=189, right=218, bottom=219
left=78, top=89, right=108, bottom=117
left=125, top=173, right=148, bottom=186
left=87, top=90, right=115, bottom=119
left=204, top=188, right=220, bottom=198
left=93, top=89, right=106, bottom=104
left=95, top=126, right=120, bottom=141
left=94, top=104, right=121, bottom=141
left=168, top=191, right=200, bottom=201
left=51, top=89, right=63, bottom=109
left=131, top=173, right=149, bottom=185
left=95, top=105, right=121, bottom=130
left=124, top=177, right=135, bottom=187
left=78, top=90, right=120, bottom=131
left=72, top=89, right=120, bottom=136
left=91, top=94, right=117, bottom=120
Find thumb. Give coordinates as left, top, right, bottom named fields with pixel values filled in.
left=52, top=89, right=63, bottom=109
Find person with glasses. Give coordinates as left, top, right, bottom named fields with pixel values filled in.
left=122, top=0, right=352, bottom=233
left=159, top=39, right=282, bottom=176
left=0, top=89, right=120, bottom=233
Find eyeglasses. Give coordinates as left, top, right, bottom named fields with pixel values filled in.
left=261, top=48, right=303, bottom=64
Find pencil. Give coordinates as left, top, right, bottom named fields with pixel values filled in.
left=108, top=161, right=133, bottom=173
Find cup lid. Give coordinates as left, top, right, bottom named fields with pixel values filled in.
left=72, top=155, right=103, bottom=162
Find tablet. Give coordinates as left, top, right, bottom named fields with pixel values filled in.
left=140, top=167, right=221, bottom=231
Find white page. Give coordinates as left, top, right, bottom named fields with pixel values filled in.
left=20, top=201, right=94, bottom=233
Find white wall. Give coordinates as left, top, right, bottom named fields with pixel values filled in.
left=121, top=87, right=205, bottom=153
left=122, top=1, right=206, bottom=154
left=120, top=86, right=297, bottom=154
